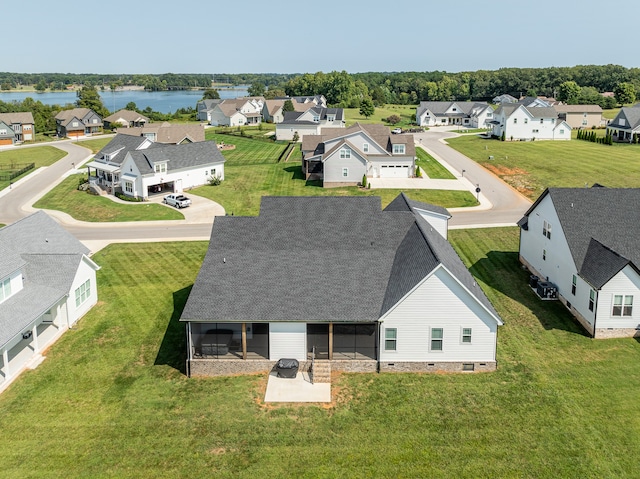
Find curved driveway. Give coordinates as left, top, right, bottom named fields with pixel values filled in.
left=413, top=130, right=532, bottom=228
left=1, top=133, right=531, bottom=251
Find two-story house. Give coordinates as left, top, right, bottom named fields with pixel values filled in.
left=490, top=104, right=571, bottom=141
left=554, top=105, right=603, bottom=129
left=208, top=97, right=265, bottom=126
left=55, top=108, right=103, bottom=138
left=0, top=211, right=100, bottom=393
left=0, top=112, right=35, bottom=144
left=301, top=123, right=415, bottom=187
left=606, top=104, right=640, bottom=142
left=518, top=187, right=640, bottom=338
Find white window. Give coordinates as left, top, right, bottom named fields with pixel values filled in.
left=540, top=119, right=544, bottom=124
left=340, top=148, right=351, bottom=159
left=327, top=115, right=335, bottom=122
left=384, top=328, right=397, bottom=351
left=154, top=163, right=167, bottom=174
left=125, top=182, right=133, bottom=193
left=613, top=295, right=633, bottom=316
left=620, top=119, right=626, bottom=126
left=0, top=129, right=6, bottom=135
left=461, top=328, right=472, bottom=344
left=543, top=249, right=546, bottom=261
left=572, top=275, right=577, bottom=295
left=487, top=112, right=492, bottom=118
left=524, top=118, right=528, bottom=124
left=92, top=118, right=98, bottom=124
left=342, top=167, right=349, bottom=177
left=431, top=328, right=443, bottom=351
left=0, top=277, right=12, bottom=303
left=589, top=290, right=595, bottom=311
left=392, top=144, right=405, bottom=154
left=363, top=143, right=369, bottom=153
left=72, top=121, right=79, bottom=127
left=560, top=129, right=565, bottom=135
left=74, top=279, right=91, bottom=308
left=582, top=120, right=588, bottom=126
left=514, top=118, right=518, bottom=124
left=533, top=129, right=539, bottom=133
left=542, top=220, right=551, bottom=239
left=313, top=116, right=320, bottom=122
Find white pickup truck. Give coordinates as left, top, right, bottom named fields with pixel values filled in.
left=163, top=194, right=192, bottom=208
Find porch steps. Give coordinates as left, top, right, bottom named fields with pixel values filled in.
left=311, top=360, right=331, bottom=383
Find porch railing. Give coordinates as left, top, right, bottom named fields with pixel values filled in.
left=311, top=345, right=316, bottom=384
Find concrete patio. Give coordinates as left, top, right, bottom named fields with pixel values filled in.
left=264, top=371, right=331, bottom=403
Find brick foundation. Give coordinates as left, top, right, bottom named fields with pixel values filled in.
left=379, top=361, right=496, bottom=373
left=594, top=328, right=640, bottom=339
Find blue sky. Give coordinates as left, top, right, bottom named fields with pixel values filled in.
left=6, top=0, right=639, bottom=74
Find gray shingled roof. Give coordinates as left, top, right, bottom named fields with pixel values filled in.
left=103, top=109, right=150, bottom=124
left=522, top=188, right=640, bottom=289
left=94, top=134, right=150, bottom=165
left=281, top=107, right=344, bottom=125
left=0, top=112, right=35, bottom=125
left=609, top=107, right=640, bottom=130
left=181, top=195, right=501, bottom=324
left=128, top=140, right=226, bottom=175
left=417, top=101, right=490, bottom=118
left=384, top=192, right=451, bottom=218
left=0, top=211, right=92, bottom=348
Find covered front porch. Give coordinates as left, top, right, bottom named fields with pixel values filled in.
left=607, top=126, right=639, bottom=143
left=86, top=161, right=121, bottom=191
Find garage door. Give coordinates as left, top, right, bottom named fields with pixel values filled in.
left=380, top=165, right=410, bottom=178
left=269, top=323, right=306, bottom=360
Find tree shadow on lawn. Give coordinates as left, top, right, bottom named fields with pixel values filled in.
left=283, top=164, right=323, bottom=188
left=154, top=285, right=192, bottom=374
left=469, top=251, right=589, bottom=337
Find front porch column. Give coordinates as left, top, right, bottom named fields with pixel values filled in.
left=328, top=323, right=333, bottom=360
left=2, top=350, right=9, bottom=379
left=241, top=323, right=247, bottom=360
left=31, top=326, right=39, bottom=354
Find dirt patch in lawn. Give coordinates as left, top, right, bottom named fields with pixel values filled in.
left=481, top=163, right=536, bottom=197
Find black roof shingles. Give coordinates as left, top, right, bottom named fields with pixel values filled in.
left=181, top=195, right=500, bottom=324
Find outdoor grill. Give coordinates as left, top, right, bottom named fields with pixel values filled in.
left=276, top=358, right=299, bottom=378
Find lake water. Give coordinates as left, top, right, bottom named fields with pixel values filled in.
left=0, top=86, right=249, bottom=114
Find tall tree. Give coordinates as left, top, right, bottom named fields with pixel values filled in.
left=556, top=81, right=581, bottom=103
left=202, top=88, right=220, bottom=100
left=247, top=82, right=265, bottom=97
left=76, top=84, right=108, bottom=116
left=359, top=97, right=375, bottom=118
left=282, top=99, right=295, bottom=113
left=614, top=82, right=636, bottom=106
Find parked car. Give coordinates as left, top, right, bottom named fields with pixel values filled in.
left=163, top=194, right=192, bottom=208
left=391, top=128, right=402, bottom=134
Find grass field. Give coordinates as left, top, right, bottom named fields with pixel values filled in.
left=416, top=147, right=456, bottom=179
left=0, top=146, right=67, bottom=190
left=1, top=230, right=639, bottom=477
left=446, top=135, right=640, bottom=199
left=344, top=104, right=418, bottom=127
left=33, top=175, right=184, bottom=222
left=77, top=137, right=113, bottom=154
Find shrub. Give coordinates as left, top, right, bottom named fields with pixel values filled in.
left=415, top=165, right=422, bottom=178
left=115, top=192, right=143, bottom=202
left=501, top=132, right=505, bottom=142
left=208, top=175, right=222, bottom=186
left=385, top=114, right=401, bottom=125
left=361, top=174, right=367, bottom=188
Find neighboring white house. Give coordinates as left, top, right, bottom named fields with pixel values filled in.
left=276, top=107, right=345, bottom=141
left=0, top=211, right=100, bottom=393
left=301, top=123, right=415, bottom=187
left=196, top=99, right=223, bottom=122
left=416, top=101, right=494, bottom=128
left=490, top=104, right=571, bottom=140
left=118, top=140, right=225, bottom=200
left=492, top=94, right=518, bottom=104
left=208, top=98, right=265, bottom=126
left=518, top=187, right=640, bottom=338
left=103, top=109, right=150, bottom=129
left=180, top=195, right=502, bottom=377
left=606, top=104, right=640, bottom=142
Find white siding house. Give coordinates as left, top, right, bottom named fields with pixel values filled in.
left=491, top=105, right=571, bottom=141
left=0, top=212, right=100, bottom=394
left=180, top=195, right=502, bottom=377
left=519, top=187, right=640, bottom=338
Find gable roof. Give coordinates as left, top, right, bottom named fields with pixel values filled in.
left=93, top=133, right=151, bottom=165
left=554, top=104, right=603, bottom=114
left=384, top=191, right=451, bottom=218
left=608, top=107, right=640, bottom=130
left=0, top=211, right=95, bottom=348
left=0, top=112, right=34, bottom=125
left=55, top=108, right=100, bottom=125
left=127, top=140, right=226, bottom=175
left=180, top=195, right=500, bottom=324
left=117, top=122, right=205, bottom=143
left=417, top=101, right=490, bottom=118
left=281, top=107, right=344, bottom=125
left=521, top=188, right=640, bottom=288
left=103, top=109, right=150, bottom=124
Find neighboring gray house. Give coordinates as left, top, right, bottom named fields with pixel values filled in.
left=0, top=211, right=100, bottom=393
left=492, top=94, right=518, bottom=104
left=276, top=107, right=345, bottom=141
left=103, top=109, right=150, bottom=129
left=0, top=112, right=35, bottom=144
left=55, top=108, right=103, bottom=138
left=301, top=123, right=415, bottom=187
left=416, top=101, right=494, bottom=127
left=606, top=104, right=640, bottom=142
left=180, top=195, right=502, bottom=377
left=196, top=99, right=223, bottom=122
left=519, top=187, right=640, bottom=338
left=116, top=122, right=205, bottom=144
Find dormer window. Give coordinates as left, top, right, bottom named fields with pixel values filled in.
left=327, top=115, right=335, bottom=122
left=340, top=148, right=351, bottom=159
left=313, top=115, right=320, bottom=122
left=104, top=154, right=111, bottom=161
left=363, top=143, right=369, bottom=153
left=392, top=144, right=405, bottom=155
left=0, top=277, right=12, bottom=303
left=154, top=163, right=167, bottom=174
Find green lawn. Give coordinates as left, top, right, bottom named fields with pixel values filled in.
left=415, top=147, right=456, bottom=179
left=203, top=132, right=288, bottom=165
left=33, top=175, right=184, bottom=222
left=344, top=104, right=418, bottom=127
left=1, top=230, right=639, bottom=477
left=77, top=137, right=113, bottom=154
left=446, top=135, right=640, bottom=199
left=0, top=146, right=67, bottom=191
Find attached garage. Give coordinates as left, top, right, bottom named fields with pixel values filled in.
left=380, top=164, right=411, bottom=178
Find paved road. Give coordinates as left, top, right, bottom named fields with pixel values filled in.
left=413, top=130, right=532, bottom=227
